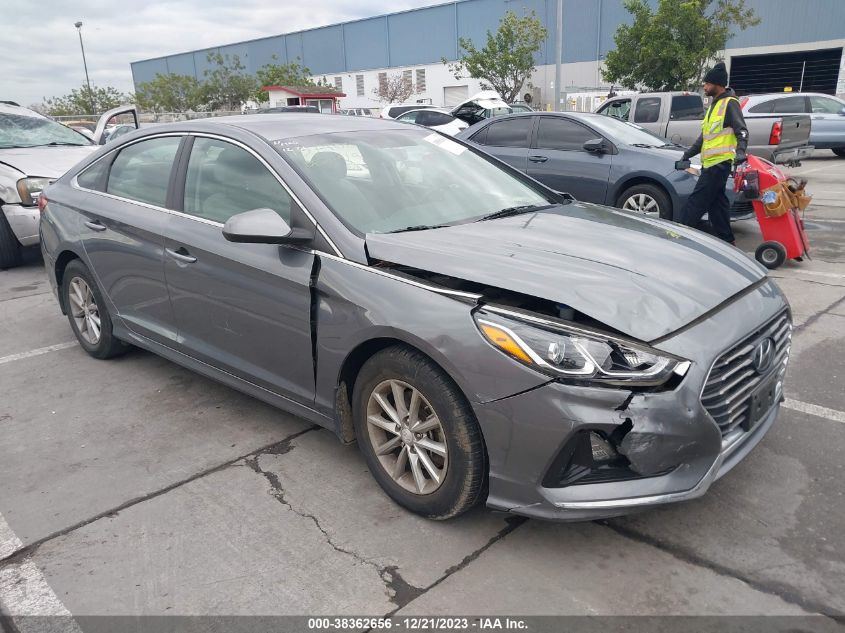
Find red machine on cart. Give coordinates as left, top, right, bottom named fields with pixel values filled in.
left=734, top=154, right=810, bottom=270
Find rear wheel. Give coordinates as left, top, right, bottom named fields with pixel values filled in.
left=833, top=148, right=845, bottom=158
left=0, top=211, right=22, bottom=270
left=62, top=259, right=128, bottom=359
left=617, top=183, right=673, bottom=220
left=755, top=241, right=787, bottom=269
left=352, top=345, right=486, bottom=520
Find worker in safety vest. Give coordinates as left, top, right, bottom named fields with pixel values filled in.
left=675, top=62, right=749, bottom=244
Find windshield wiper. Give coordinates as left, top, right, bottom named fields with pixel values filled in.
left=629, top=143, right=659, bottom=149
left=475, top=204, right=550, bottom=222
left=385, top=223, right=450, bottom=233
left=41, top=142, right=89, bottom=147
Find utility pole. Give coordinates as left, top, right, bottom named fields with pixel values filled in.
left=74, top=21, right=94, bottom=114
left=554, top=0, right=562, bottom=111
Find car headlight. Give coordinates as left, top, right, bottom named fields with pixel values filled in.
left=474, top=308, right=689, bottom=387
left=16, top=177, right=52, bottom=206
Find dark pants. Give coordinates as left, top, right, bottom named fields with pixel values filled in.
left=680, top=160, right=734, bottom=243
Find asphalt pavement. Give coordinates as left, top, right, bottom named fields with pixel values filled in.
left=0, top=151, right=843, bottom=630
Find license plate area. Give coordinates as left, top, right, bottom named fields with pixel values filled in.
left=745, top=372, right=780, bottom=431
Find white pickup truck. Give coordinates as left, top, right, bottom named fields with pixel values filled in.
left=595, top=91, right=814, bottom=165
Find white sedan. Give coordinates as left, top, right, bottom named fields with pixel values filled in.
left=395, top=108, right=468, bottom=136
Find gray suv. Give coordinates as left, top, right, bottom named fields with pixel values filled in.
left=40, top=114, right=790, bottom=521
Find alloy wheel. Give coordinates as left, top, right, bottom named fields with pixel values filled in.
left=622, top=193, right=660, bottom=216
left=365, top=379, right=448, bottom=495
left=68, top=277, right=101, bottom=345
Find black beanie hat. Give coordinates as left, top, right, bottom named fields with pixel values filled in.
left=703, top=62, right=729, bottom=86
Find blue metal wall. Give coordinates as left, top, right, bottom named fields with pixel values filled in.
left=130, top=0, right=845, bottom=87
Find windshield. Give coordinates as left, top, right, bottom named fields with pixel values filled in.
left=0, top=112, right=93, bottom=148
left=275, top=129, right=552, bottom=234
left=582, top=114, right=672, bottom=147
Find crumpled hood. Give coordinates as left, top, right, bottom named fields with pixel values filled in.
left=365, top=203, right=765, bottom=342
left=0, top=145, right=97, bottom=178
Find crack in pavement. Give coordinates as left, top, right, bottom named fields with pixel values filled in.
left=0, top=425, right=319, bottom=571
left=793, top=294, right=845, bottom=335
left=600, top=520, right=845, bottom=619
left=243, top=445, right=528, bottom=612
left=243, top=446, right=423, bottom=607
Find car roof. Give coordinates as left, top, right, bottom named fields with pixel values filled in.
left=745, top=92, right=840, bottom=101
left=127, top=113, right=411, bottom=141
left=0, top=102, right=44, bottom=118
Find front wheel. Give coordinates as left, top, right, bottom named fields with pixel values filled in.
left=352, top=346, right=487, bottom=520
left=617, top=184, right=673, bottom=220
left=755, top=241, right=787, bottom=269
left=62, top=259, right=128, bottom=359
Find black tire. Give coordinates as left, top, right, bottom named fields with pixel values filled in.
left=352, top=345, right=487, bottom=520
left=0, top=211, right=22, bottom=270
left=832, top=148, right=845, bottom=158
left=61, top=259, right=128, bottom=359
left=616, top=183, right=673, bottom=220
left=755, top=241, right=787, bottom=270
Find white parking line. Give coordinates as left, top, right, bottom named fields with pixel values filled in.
left=0, top=342, right=76, bottom=366
left=0, top=514, right=81, bottom=630
left=783, top=398, right=845, bottom=424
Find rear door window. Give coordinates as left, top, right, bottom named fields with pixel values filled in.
left=484, top=117, right=532, bottom=147
left=771, top=96, right=808, bottom=113
left=535, top=117, right=595, bottom=151
left=76, top=159, right=110, bottom=192
left=670, top=95, right=704, bottom=120
left=633, top=97, right=662, bottom=123
left=183, top=137, right=293, bottom=224
left=106, top=136, right=181, bottom=207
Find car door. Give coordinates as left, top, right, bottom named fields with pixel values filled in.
left=76, top=134, right=182, bottom=345
left=808, top=95, right=845, bottom=148
left=525, top=116, right=612, bottom=203
left=469, top=117, right=533, bottom=171
left=162, top=134, right=316, bottom=405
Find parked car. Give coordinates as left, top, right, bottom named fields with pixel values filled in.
left=596, top=91, right=814, bottom=165
left=457, top=111, right=735, bottom=221
left=740, top=92, right=845, bottom=157
left=380, top=103, right=438, bottom=119
left=41, top=113, right=790, bottom=521
left=509, top=103, right=534, bottom=113
left=450, top=90, right=513, bottom=125
left=0, top=103, right=136, bottom=268
left=395, top=108, right=468, bottom=136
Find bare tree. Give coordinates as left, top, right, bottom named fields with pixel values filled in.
left=372, top=72, right=417, bottom=104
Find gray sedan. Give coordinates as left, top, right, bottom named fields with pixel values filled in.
left=457, top=111, right=736, bottom=221
left=40, top=114, right=789, bottom=521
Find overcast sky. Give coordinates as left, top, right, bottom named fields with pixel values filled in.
left=2, top=0, right=439, bottom=107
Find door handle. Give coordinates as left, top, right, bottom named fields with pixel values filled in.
left=529, top=155, right=549, bottom=163
left=165, top=247, right=197, bottom=264
left=84, top=220, right=106, bottom=232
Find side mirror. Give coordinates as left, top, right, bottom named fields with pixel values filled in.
left=583, top=138, right=607, bottom=153
left=222, top=208, right=313, bottom=245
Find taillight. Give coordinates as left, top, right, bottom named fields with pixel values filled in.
left=37, top=193, right=48, bottom=213
left=739, top=97, right=749, bottom=109
left=769, top=121, right=782, bottom=145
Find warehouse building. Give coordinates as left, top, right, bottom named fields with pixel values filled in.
left=130, top=0, right=845, bottom=111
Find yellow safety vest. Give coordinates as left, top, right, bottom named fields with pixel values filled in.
left=701, top=96, right=738, bottom=168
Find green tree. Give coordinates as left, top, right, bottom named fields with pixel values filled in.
left=201, top=52, right=257, bottom=111
left=254, top=57, right=314, bottom=102
left=135, top=73, right=204, bottom=113
left=443, top=10, right=547, bottom=103
left=603, top=0, right=760, bottom=91
left=43, top=85, right=130, bottom=116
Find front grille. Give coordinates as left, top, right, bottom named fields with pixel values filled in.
left=702, top=311, right=791, bottom=436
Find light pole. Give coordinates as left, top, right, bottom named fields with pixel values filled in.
left=74, top=21, right=94, bottom=114
left=554, top=0, right=562, bottom=111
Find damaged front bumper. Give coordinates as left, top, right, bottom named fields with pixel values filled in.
left=472, top=279, right=789, bottom=521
